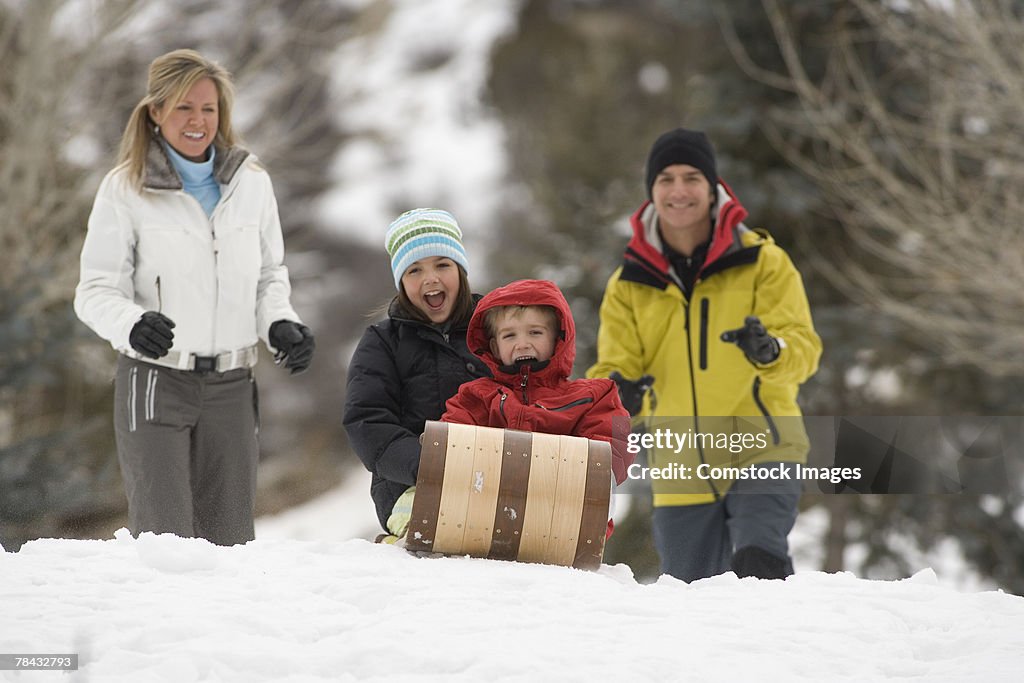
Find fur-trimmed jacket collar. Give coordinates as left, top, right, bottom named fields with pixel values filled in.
left=143, top=138, right=251, bottom=190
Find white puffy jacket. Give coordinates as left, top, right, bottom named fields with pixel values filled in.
left=74, top=142, right=300, bottom=359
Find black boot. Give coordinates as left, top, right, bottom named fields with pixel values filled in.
left=732, top=545, right=793, bottom=579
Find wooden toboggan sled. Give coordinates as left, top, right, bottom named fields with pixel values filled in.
left=406, top=420, right=612, bottom=570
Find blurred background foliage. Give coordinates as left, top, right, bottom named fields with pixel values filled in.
left=2, top=0, right=1022, bottom=592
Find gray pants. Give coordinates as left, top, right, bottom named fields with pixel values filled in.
left=652, top=461, right=801, bottom=582
left=114, top=355, right=259, bottom=545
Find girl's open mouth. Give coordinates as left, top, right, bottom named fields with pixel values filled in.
left=424, top=290, right=446, bottom=309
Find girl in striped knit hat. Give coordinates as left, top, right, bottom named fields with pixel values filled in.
left=343, top=209, right=490, bottom=541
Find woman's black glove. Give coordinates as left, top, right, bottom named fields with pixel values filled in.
left=129, top=311, right=176, bottom=359
left=609, top=371, right=655, bottom=416
left=720, top=316, right=780, bottom=365
left=269, top=320, right=315, bottom=374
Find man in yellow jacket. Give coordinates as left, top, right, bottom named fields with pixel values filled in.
left=588, top=128, right=822, bottom=581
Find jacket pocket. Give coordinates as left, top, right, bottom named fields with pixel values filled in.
left=535, top=397, right=595, bottom=411
left=752, top=377, right=780, bottom=446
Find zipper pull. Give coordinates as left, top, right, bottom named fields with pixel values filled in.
left=520, top=367, right=530, bottom=403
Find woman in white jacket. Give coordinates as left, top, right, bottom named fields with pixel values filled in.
left=74, top=49, right=315, bottom=545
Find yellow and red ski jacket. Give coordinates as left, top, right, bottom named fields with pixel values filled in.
left=588, top=181, right=822, bottom=506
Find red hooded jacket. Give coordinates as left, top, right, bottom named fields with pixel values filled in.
left=442, top=279, right=632, bottom=485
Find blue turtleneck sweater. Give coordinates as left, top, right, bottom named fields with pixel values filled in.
left=163, top=142, right=221, bottom=217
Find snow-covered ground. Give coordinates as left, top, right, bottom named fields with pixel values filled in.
left=3, top=480, right=1024, bottom=682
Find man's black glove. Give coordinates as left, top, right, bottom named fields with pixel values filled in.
left=269, top=320, right=315, bottom=375
left=609, top=371, right=655, bottom=417
left=128, top=311, right=176, bottom=359
left=720, top=315, right=780, bottom=365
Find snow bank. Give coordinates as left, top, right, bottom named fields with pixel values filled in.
left=2, top=531, right=1022, bottom=682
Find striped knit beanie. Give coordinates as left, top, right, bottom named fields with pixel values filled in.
left=385, top=208, right=469, bottom=288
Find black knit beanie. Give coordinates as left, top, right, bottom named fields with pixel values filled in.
left=645, top=128, right=718, bottom=198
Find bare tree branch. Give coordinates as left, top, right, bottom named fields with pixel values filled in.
left=723, top=0, right=1024, bottom=376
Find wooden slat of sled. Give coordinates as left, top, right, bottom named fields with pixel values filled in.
left=461, top=425, right=504, bottom=556
left=488, top=429, right=532, bottom=561
left=433, top=422, right=478, bottom=552
left=544, top=434, right=589, bottom=567
left=573, top=440, right=612, bottom=570
left=406, top=421, right=448, bottom=552
left=517, top=431, right=561, bottom=564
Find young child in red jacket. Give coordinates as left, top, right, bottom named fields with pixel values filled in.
left=440, top=279, right=633, bottom=536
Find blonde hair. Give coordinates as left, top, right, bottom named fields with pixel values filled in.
left=117, top=49, right=237, bottom=190
left=483, top=305, right=559, bottom=339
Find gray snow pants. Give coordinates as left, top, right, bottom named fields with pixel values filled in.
left=651, top=461, right=801, bottom=582
left=113, top=354, right=259, bottom=545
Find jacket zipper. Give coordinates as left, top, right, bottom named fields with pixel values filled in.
left=684, top=298, right=719, bottom=499
left=499, top=391, right=507, bottom=419
left=535, top=397, right=594, bottom=411
left=209, top=206, right=220, bottom=353
left=176, top=189, right=221, bottom=353
left=519, top=366, right=530, bottom=403
left=752, top=377, right=780, bottom=445
left=203, top=169, right=242, bottom=353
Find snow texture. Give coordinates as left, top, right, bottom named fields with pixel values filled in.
left=2, top=492, right=1023, bottom=682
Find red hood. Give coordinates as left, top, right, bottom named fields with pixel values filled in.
left=626, top=179, right=749, bottom=278
left=466, top=279, right=575, bottom=384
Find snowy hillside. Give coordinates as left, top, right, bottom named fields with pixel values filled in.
left=2, top=529, right=1023, bottom=682
left=4, top=472, right=1022, bottom=680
